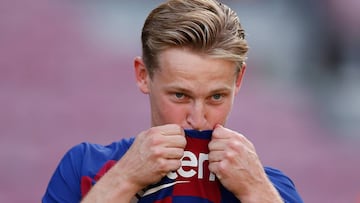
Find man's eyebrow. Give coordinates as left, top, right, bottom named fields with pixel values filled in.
left=165, top=85, right=232, bottom=95
left=164, top=85, right=193, bottom=94
left=209, top=87, right=232, bottom=93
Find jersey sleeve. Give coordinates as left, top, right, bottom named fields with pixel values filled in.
left=42, top=138, right=135, bottom=203
left=265, top=167, right=304, bottom=203
left=42, top=143, right=86, bottom=203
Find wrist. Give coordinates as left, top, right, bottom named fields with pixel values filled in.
left=237, top=179, right=283, bottom=203
left=81, top=163, right=142, bottom=203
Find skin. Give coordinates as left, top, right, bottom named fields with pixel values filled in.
left=136, top=47, right=244, bottom=130
left=81, top=48, right=283, bottom=203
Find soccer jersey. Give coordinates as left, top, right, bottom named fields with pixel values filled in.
left=42, top=130, right=303, bottom=203
left=136, top=130, right=238, bottom=203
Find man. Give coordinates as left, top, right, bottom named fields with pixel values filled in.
left=43, top=0, right=303, bottom=202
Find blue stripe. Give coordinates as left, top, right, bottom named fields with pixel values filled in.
left=184, top=129, right=212, bottom=140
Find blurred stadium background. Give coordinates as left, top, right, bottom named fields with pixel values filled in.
left=0, top=0, right=359, bottom=202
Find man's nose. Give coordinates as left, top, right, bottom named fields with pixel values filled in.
left=186, top=102, right=207, bottom=130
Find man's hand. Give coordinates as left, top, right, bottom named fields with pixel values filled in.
left=208, top=125, right=283, bottom=203
left=82, top=124, right=186, bottom=203
left=118, top=124, right=186, bottom=188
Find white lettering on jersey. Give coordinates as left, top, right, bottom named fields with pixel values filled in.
left=167, top=151, right=215, bottom=181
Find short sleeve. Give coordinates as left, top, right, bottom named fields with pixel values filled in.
left=42, top=143, right=86, bottom=203
left=265, top=167, right=304, bottom=203
left=42, top=138, right=135, bottom=203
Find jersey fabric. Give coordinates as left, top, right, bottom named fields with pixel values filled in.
left=42, top=130, right=303, bottom=203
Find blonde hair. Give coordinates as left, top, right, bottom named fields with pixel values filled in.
left=142, top=0, right=249, bottom=77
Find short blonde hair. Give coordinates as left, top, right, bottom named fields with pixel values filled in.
left=142, top=0, right=249, bottom=77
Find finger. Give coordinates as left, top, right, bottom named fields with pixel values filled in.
left=163, top=134, right=187, bottom=148
left=158, top=124, right=184, bottom=136
left=212, top=124, right=232, bottom=139
left=213, top=126, right=251, bottom=148
left=163, top=147, right=185, bottom=159
left=208, top=162, right=223, bottom=180
left=208, top=150, right=224, bottom=162
left=208, top=139, right=227, bottom=151
left=166, top=159, right=182, bottom=172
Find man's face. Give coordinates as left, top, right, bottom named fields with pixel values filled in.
left=135, top=48, right=245, bottom=131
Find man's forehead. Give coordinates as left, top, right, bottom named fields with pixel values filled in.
left=155, top=49, right=239, bottom=74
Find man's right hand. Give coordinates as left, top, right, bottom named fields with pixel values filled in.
left=81, top=124, right=186, bottom=203
left=117, top=124, right=186, bottom=188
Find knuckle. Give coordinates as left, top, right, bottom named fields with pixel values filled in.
left=224, top=150, right=235, bottom=160
left=173, top=148, right=182, bottom=157
left=153, top=148, right=164, bottom=159
left=150, top=135, right=162, bottom=146
left=156, top=159, right=168, bottom=171
left=217, top=162, right=227, bottom=174
left=228, top=139, right=238, bottom=147
left=228, top=139, right=242, bottom=150
left=150, top=147, right=163, bottom=158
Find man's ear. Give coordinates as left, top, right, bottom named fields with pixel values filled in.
left=235, top=63, right=246, bottom=94
left=134, top=57, right=150, bottom=94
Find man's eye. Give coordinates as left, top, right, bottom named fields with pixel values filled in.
left=212, top=94, right=222, bottom=101
left=175, top=93, right=185, bottom=99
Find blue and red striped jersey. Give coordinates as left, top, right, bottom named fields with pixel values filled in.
left=42, top=130, right=303, bottom=203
